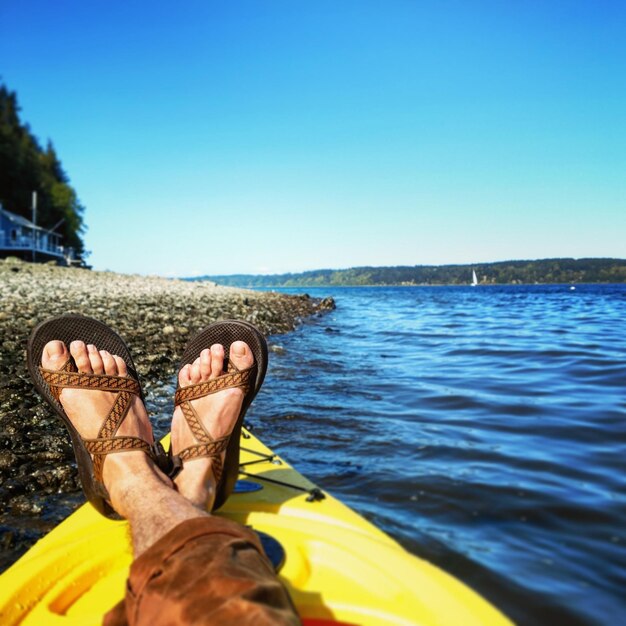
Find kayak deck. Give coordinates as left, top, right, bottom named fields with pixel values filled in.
left=0, top=430, right=511, bottom=625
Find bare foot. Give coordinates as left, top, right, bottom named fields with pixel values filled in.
left=171, top=341, right=254, bottom=510
left=41, top=340, right=166, bottom=515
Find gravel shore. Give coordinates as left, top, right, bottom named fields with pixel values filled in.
left=0, top=257, right=334, bottom=570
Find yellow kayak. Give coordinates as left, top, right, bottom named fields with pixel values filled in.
left=0, top=430, right=512, bottom=626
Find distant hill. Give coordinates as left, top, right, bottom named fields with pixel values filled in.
left=194, top=258, right=626, bottom=287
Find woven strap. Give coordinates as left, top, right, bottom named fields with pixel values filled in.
left=39, top=357, right=148, bottom=483
left=178, top=402, right=229, bottom=484
left=174, top=361, right=253, bottom=484
left=41, top=369, right=141, bottom=395
left=174, top=366, right=252, bottom=405
left=43, top=358, right=77, bottom=401
left=85, top=436, right=153, bottom=483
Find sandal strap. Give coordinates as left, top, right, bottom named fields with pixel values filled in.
left=40, top=364, right=141, bottom=396
left=178, top=400, right=231, bottom=458
left=178, top=438, right=229, bottom=459
left=98, top=391, right=132, bottom=440
left=174, top=402, right=230, bottom=486
left=181, top=397, right=212, bottom=442
left=174, top=364, right=252, bottom=406
left=43, top=358, right=76, bottom=401
left=84, top=435, right=152, bottom=455
left=85, top=436, right=153, bottom=483
left=178, top=437, right=229, bottom=485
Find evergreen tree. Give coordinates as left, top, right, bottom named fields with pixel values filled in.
left=0, top=82, right=86, bottom=258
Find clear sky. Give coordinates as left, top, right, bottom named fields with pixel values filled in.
left=1, top=1, right=625, bottom=276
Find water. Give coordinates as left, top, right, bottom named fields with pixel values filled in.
left=244, top=285, right=626, bottom=626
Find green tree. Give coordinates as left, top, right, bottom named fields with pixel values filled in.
left=0, top=82, right=86, bottom=259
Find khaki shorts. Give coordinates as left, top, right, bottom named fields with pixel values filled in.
left=104, top=516, right=300, bottom=626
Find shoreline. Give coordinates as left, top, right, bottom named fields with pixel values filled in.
left=229, top=282, right=617, bottom=288
left=0, top=258, right=334, bottom=571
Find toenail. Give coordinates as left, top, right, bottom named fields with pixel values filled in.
left=46, top=342, right=65, bottom=357
left=87, top=344, right=96, bottom=352
left=232, top=342, right=246, bottom=356
left=70, top=341, right=82, bottom=350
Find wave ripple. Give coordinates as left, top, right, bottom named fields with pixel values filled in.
left=250, top=284, right=626, bottom=625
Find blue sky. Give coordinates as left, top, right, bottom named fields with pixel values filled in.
left=1, top=1, right=625, bottom=276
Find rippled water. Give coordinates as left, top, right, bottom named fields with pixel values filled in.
left=245, top=285, right=626, bottom=626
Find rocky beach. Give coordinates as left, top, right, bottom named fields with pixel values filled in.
left=0, top=258, right=334, bottom=571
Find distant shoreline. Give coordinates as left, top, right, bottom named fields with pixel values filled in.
left=239, top=282, right=625, bottom=288
left=194, top=257, right=626, bottom=288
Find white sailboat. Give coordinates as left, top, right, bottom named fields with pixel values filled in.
left=471, top=269, right=478, bottom=287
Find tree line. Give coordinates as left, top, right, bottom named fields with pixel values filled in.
left=0, top=82, right=85, bottom=258
left=201, top=258, right=626, bottom=287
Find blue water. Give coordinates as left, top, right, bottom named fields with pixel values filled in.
left=246, top=285, right=626, bottom=626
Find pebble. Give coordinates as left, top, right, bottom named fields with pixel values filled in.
left=0, top=449, right=18, bottom=470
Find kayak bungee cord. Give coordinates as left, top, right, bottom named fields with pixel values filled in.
left=239, top=442, right=326, bottom=502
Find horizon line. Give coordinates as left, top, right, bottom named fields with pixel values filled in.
left=182, top=256, right=626, bottom=280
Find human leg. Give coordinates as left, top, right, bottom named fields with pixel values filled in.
left=36, top=328, right=298, bottom=625
left=106, top=333, right=300, bottom=625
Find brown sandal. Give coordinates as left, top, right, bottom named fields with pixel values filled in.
left=170, top=320, right=268, bottom=510
left=27, top=314, right=167, bottom=519
left=174, top=359, right=253, bottom=486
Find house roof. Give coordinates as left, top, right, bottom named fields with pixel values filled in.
left=0, top=206, right=58, bottom=235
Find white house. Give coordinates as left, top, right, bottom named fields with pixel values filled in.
left=0, top=204, right=75, bottom=264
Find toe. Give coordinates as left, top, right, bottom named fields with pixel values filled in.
left=88, top=345, right=105, bottom=374
left=179, top=364, right=192, bottom=387
left=70, top=341, right=93, bottom=374
left=229, top=341, right=254, bottom=371
left=100, top=350, right=118, bottom=375
left=210, top=344, right=225, bottom=379
left=189, top=361, right=202, bottom=385
left=42, top=340, right=69, bottom=370
left=113, top=355, right=128, bottom=377
left=200, top=349, right=211, bottom=380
